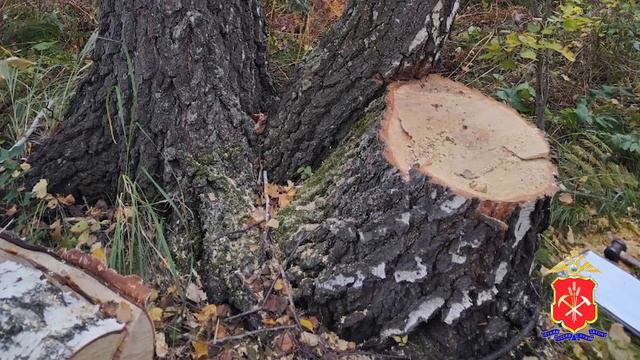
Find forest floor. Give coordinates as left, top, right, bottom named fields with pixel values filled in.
left=1, top=0, right=640, bottom=359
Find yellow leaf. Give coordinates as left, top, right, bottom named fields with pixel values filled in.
left=266, top=183, right=280, bottom=198
left=192, top=340, right=208, bottom=359
left=392, top=335, right=408, bottom=346
left=196, top=304, right=217, bottom=323
left=148, top=307, right=163, bottom=322
left=32, top=179, right=49, bottom=199
left=262, top=318, right=277, bottom=326
left=2, top=56, right=34, bottom=70
left=90, top=244, right=107, bottom=264
left=273, top=279, right=284, bottom=291
left=266, top=219, right=280, bottom=229
left=19, top=163, right=31, bottom=171
left=300, top=318, right=315, bottom=332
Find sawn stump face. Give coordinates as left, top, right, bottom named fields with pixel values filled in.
left=280, top=76, right=557, bottom=358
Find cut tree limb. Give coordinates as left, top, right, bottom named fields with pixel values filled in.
left=0, top=232, right=154, bottom=360
left=274, top=75, right=556, bottom=358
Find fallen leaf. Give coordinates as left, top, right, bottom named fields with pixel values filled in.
left=4, top=205, right=17, bottom=217
left=300, top=318, right=315, bottom=332
left=275, top=331, right=294, bottom=353
left=252, top=113, right=266, bottom=135
left=249, top=208, right=266, bottom=224
left=186, top=283, right=208, bottom=303
left=90, top=244, right=107, bottom=264
left=215, top=323, right=227, bottom=338
left=46, top=198, right=58, bottom=209
left=266, top=183, right=280, bottom=198
left=299, top=332, right=319, bottom=347
left=263, top=295, right=288, bottom=314
left=262, top=318, right=277, bottom=326
left=71, top=220, right=89, bottom=234
left=558, top=193, right=574, bottom=205
left=149, top=307, right=164, bottom=322
left=49, top=220, right=62, bottom=241
left=57, top=194, right=76, bottom=206
left=215, top=349, right=234, bottom=360
left=196, top=304, right=217, bottom=323
left=273, top=279, right=284, bottom=291
left=116, top=301, right=133, bottom=323
left=19, top=163, right=31, bottom=171
left=392, top=335, right=408, bottom=346
left=2, top=56, right=34, bottom=70
left=155, top=332, right=169, bottom=358
left=266, top=219, right=280, bottom=229
left=217, top=304, right=232, bottom=317
left=192, top=340, right=209, bottom=359
left=32, top=179, right=49, bottom=199
left=76, top=231, right=90, bottom=247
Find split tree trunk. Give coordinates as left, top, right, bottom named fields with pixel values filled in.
left=25, top=0, right=559, bottom=358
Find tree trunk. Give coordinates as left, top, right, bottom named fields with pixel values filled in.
left=25, top=0, right=559, bottom=358
left=264, top=0, right=461, bottom=182
left=274, top=76, right=556, bottom=358
left=29, top=0, right=277, bottom=304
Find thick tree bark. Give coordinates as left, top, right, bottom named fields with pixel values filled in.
left=24, top=0, right=558, bottom=357
left=31, top=0, right=275, bottom=200
left=29, top=0, right=277, bottom=303
left=274, top=77, right=556, bottom=358
left=264, top=0, right=460, bottom=182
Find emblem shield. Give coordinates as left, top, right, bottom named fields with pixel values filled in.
left=551, top=276, right=598, bottom=333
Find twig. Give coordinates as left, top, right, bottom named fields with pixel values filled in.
left=261, top=170, right=272, bottom=251
left=337, top=351, right=409, bottom=359
left=10, top=100, right=54, bottom=152
left=278, top=263, right=301, bottom=329
left=212, top=324, right=296, bottom=344
left=0, top=219, right=15, bottom=234
left=530, top=0, right=551, bottom=131
left=263, top=170, right=270, bottom=223
left=211, top=220, right=264, bottom=243
left=224, top=307, right=262, bottom=322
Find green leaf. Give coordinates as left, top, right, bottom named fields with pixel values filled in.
left=32, top=41, right=57, bottom=51
left=557, top=46, right=576, bottom=62
left=574, top=100, right=592, bottom=124
left=527, top=22, right=541, bottom=33
left=519, top=48, right=537, bottom=60
left=500, top=59, right=516, bottom=70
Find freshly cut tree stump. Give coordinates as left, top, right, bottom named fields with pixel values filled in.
left=0, top=232, right=154, bottom=360
left=276, top=75, right=557, bottom=358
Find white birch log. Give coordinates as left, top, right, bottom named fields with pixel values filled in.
left=0, top=232, right=154, bottom=360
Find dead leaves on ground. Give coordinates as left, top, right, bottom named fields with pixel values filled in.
left=149, top=263, right=359, bottom=359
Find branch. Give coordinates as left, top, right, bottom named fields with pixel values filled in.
left=211, top=325, right=296, bottom=344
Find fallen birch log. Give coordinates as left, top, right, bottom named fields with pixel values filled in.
left=0, top=232, right=154, bottom=360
